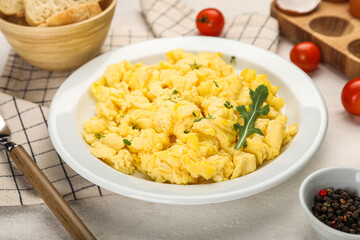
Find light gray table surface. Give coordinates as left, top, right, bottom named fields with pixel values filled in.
left=0, top=0, right=357, bottom=239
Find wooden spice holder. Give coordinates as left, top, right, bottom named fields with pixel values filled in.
left=271, top=1, right=360, bottom=79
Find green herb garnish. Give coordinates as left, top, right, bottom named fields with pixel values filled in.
left=95, top=133, right=105, bottom=140
left=172, top=89, right=178, bottom=95
left=230, top=56, right=236, bottom=64
left=233, top=85, right=270, bottom=150
left=213, top=81, right=219, bottom=87
left=184, top=129, right=191, bottom=134
left=165, top=98, right=177, bottom=103
left=193, top=117, right=203, bottom=122
left=192, top=112, right=203, bottom=122
left=123, top=139, right=132, bottom=146
left=132, top=124, right=138, bottom=130
left=205, top=113, right=215, bottom=120
left=189, top=61, right=201, bottom=70
left=224, top=101, right=233, bottom=109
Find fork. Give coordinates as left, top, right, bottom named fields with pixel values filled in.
left=0, top=113, right=96, bottom=240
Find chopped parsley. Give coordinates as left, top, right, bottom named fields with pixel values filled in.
left=192, top=112, right=203, bottom=122
left=184, top=129, right=191, bottom=134
left=132, top=124, right=138, bottom=130
left=205, top=113, right=215, bottom=120
left=230, top=56, right=236, bottom=64
left=95, top=133, right=105, bottom=140
left=123, top=139, right=132, bottom=146
left=172, top=89, right=179, bottom=95
left=224, top=101, right=233, bottom=109
left=193, top=117, right=203, bottom=122
left=189, top=61, right=201, bottom=70
left=213, top=81, right=219, bottom=87
left=165, top=98, right=177, bottom=103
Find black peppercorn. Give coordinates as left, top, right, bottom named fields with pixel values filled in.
left=332, top=202, right=340, bottom=209
left=342, top=192, right=350, bottom=200
left=337, top=222, right=344, bottom=230
left=318, top=214, right=326, bottom=222
left=343, top=226, right=350, bottom=233
left=336, top=209, right=343, bottom=216
left=333, top=194, right=340, bottom=201
left=312, top=188, right=360, bottom=235
left=321, top=206, right=328, bottom=213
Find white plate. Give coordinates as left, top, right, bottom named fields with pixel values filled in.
left=48, top=36, right=328, bottom=205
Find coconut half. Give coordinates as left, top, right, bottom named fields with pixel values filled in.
left=275, top=0, right=320, bottom=15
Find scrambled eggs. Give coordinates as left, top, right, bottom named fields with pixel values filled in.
left=82, top=49, right=298, bottom=184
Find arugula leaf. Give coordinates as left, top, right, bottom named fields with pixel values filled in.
left=234, top=85, right=270, bottom=150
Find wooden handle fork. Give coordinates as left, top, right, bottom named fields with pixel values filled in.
left=9, top=145, right=96, bottom=240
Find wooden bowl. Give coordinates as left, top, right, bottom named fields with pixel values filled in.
left=0, top=0, right=117, bottom=71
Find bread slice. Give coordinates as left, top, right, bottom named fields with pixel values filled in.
left=0, top=0, right=24, bottom=16
left=45, top=2, right=101, bottom=27
left=24, top=0, right=100, bottom=26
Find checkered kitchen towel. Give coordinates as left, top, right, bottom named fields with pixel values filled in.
left=0, top=0, right=279, bottom=206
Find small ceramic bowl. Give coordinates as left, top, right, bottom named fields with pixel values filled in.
left=299, top=166, right=360, bottom=240
left=0, top=0, right=116, bottom=71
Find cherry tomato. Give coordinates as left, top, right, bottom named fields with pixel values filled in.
left=196, top=8, right=225, bottom=36
left=290, top=41, right=321, bottom=72
left=341, top=78, right=360, bottom=116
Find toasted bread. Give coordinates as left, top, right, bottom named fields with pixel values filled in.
left=24, top=0, right=100, bottom=26
left=0, top=0, right=24, bottom=17
left=44, top=2, right=101, bottom=27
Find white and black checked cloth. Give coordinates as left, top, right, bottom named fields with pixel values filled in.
left=0, top=0, right=279, bottom=206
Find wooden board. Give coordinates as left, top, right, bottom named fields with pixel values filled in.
left=270, top=1, right=360, bottom=79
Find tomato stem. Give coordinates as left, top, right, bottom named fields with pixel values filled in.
left=196, top=14, right=212, bottom=24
